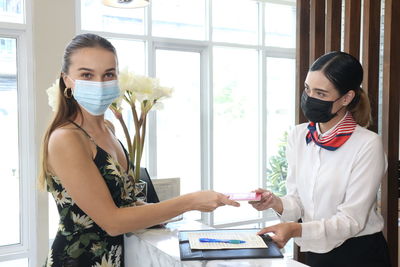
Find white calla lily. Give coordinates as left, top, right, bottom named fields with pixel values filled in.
left=110, top=69, right=173, bottom=183
left=46, top=79, right=60, bottom=111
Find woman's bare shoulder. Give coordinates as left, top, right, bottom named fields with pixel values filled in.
left=48, top=123, right=91, bottom=155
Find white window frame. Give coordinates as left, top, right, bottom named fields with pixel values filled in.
left=75, top=0, right=295, bottom=229
left=0, top=0, right=37, bottom=265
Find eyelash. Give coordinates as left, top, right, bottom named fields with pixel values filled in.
left=81, top=73, right=93, bottom=79
left=104, top=72, right=115, bottom=78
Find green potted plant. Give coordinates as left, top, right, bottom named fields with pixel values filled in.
left=266, top=131, right=288, bottom=197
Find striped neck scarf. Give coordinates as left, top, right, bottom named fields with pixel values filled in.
left=306, top=112, right=357, bottom=151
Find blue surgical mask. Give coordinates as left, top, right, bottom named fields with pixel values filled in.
left=70, top=78, right=121, bottom=116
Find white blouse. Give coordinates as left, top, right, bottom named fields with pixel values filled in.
left=280, top=120, right=386, bottom=253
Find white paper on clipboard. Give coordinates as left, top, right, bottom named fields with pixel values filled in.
left=187, top=232, right=267, bottom=250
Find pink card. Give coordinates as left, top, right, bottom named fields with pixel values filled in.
left=225, top=192, right=261, bottom=201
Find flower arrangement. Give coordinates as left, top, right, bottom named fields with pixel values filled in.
left=110, top=69, right=173, bottom=183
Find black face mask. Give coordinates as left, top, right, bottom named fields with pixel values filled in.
left=300, top=91, right=342, bottom=123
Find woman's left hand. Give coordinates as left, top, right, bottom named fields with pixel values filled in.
left=257, top=222, right=302, bottom=248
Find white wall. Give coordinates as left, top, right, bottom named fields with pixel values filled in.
left=32, top=0, right=76, bottom=264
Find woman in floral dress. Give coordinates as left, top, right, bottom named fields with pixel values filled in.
left=39, top=33, right=239, bottom=267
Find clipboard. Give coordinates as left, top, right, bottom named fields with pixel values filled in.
left=178, top=229, right=283, bottom=261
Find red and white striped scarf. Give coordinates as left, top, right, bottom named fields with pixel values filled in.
left=306, top=112, right=357, bottom=151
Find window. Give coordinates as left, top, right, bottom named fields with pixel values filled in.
left=74, top=0, right=296, bottom=229
left=0, top=37, right=19, bottom=247
left=0, top=258, right=28, bottom=267
left=155, top=49, right=202, bottom=219
left=0, top=0, right=24, bottom=23
left=152, top=0, right=206, bottom=40
left=81, top=0, right=145, bottom=35
left=0, top=0, right=35, bottom=265
left=213, top=46, right=259, bottom=224
left=265, top=2, right=296, bottom=48
left=108, top=39, right=145, bottom=73
left=212, top=0, right=258, bottom=44
left=265, top=57, right=295, bottom=196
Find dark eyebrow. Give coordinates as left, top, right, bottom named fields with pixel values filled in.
left=304, top=83, right=329, bottom=93
left=77, top=67, right=116, bottom=72
left=78, top=67, right=94, bottom=72
left=315, top=88, right=330, bottom=93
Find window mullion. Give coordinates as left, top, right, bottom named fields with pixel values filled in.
left=147, top=39, right=157, bottom=178
left=200, top=45, right=213, bottom=226
left=260, top=0, right=269, bottom=221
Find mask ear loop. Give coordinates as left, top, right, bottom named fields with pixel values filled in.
left=330, top=94, right=348, bottom=117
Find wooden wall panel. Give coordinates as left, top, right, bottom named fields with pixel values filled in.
left=325, top=0, right=341, bottom=52
left=344, top=0, right=361, bottom=59
left=381, top=0, right=400, bottom=266
left=295, top=1, right=310, bottom=261
left=295, top=0, right=310, bottom=125
left=309, top=0, right=325, bottom=63
left=362, top=0, right=381, bottom=133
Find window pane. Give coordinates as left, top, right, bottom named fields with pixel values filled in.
left=108, top=38, right=145, bottom=74
left=265, top=3, right=296, bottom=48
left=81, top=0, right=145, bottom=35
left=266, top=57, right=295, bottom=196
left=152, top=0, right=206, bottom=40
left=213, top=47, right=259, bottom=224
left=0, top=258, right=28, bottom=267
left=155, top=49, right=201, bottom=220
left=0, top=37, right=20, bottom=246
left=0, top=0, right=24, bottom=23
left=212, top=0, right=258, bottom=44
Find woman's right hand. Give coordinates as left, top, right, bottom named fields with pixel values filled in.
left=189, top=191, right=240, bottom=212
left=249, top=188, right=283, bottom=214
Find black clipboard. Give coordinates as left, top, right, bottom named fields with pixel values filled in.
left=178, top=229, right=283, bottom=261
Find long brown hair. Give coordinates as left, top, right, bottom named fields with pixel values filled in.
left=38, top=33, right=117, bottom=189
left=310, top=51, right=371, bottom=127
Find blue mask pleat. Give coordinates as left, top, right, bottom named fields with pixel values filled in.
left=72, top=79, right=120, bottom=116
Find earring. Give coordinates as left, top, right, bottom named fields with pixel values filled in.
left=64, top=87, right=72, bottom=98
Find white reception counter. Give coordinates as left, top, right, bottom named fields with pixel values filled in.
left=124, top=220, right=308, bottom=267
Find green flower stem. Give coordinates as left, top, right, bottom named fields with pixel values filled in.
left=134, top=131, right=141, bottom=183
left=140, top=111, right=147, bottom=156
left=131, top=138, right=137, bottom=165
left=110, top=105, right=134, bottom=163
left=131, top=103, right=142, bottom=182
left=117, top=114, right=132, bottom=160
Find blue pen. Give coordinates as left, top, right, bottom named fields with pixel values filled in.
left=199, top=238, right=246, bottom=244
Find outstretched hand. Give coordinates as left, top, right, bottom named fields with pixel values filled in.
left=191, top=190, right=240, bottom=212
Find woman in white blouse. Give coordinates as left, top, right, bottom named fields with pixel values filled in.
left=251, top=51, right=390, bottom=267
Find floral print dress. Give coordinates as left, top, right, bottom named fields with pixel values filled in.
left=44, top=123, right=136, bottom=267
